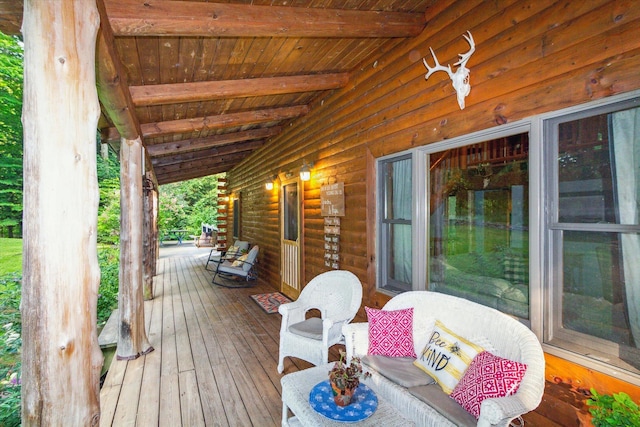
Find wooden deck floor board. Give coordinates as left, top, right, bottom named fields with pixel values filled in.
left=172, top=259, right=194, bottom=372
left=112, top=356, right=145, bottom=426
left=179, top=370, right=206, bottom=427
left=175, top=257, right=229, bottom=425
left=135, top=271, right=164, bottom=427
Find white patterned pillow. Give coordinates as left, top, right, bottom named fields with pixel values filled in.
left=413, top=320, right=484, bottom=394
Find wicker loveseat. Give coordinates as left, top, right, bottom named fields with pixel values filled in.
left=342, top=291, right=545, bottom=427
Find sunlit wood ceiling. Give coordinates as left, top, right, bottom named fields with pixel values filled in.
left=1, top=0, right=431, bottom=185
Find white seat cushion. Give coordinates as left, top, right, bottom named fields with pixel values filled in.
left=289, top=318, right=323, bottom=340
left=361, top=355, right=435, bottom=388
left=408, top=384, right=475, bottom=427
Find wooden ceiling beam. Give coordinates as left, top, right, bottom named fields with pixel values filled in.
left=96, top=0, right=141, bottom=141
left=105, top=105, right=308, bottom=141
left=156, top=164, right=231, bottom=185
left=146, top=126, right=281, bottom=157
left=0, top=0, right=24, bottom=35
left=105, top=0, right=426, bottom=38
left=153, top=151, right=251, bottom=176
left=150, top=139, right=265, bottom=167
left=130, top=73, right=349, bottom=107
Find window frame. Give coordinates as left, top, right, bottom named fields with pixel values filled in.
left=541, top=94, right=640, bottom=382
left=377, top=153, right=415, bottom=293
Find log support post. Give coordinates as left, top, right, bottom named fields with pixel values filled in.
left=21, top=1, right=103, bottom=424
left=117, top=136, right=153, bottom=359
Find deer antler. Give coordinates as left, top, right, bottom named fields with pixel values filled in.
left=422, top=47, right=454, bottom=80
left=454, top=31, right=475, bottom=67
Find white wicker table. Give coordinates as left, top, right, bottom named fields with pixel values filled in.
left=281, top=364, right=415, bottom=426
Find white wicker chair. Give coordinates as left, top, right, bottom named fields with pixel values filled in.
left=277, top=270, right=363, bottom=374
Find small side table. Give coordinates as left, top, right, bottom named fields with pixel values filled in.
left=281, top=364, right=415, bottom=426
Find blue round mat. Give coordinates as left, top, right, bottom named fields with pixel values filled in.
left=308, top=380, right=378, bottom=423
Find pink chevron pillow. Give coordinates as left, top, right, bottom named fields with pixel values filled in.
left=365, top=306, right=416, bottom=358
left=450, top=351, right=527, bottom=419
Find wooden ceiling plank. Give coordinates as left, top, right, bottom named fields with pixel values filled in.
left=146, top=126, right=281, bottom=157
left=153, top=151, right=251, bottom=174
left=129, top=73, right=349, bottom=106
left=151, top=139, right=265, bottom=167
left=105, top=104, right=308, bottom=141
left=236, top=37, right=272, bottom=79
left=104, top=0, right=426, bottom=38
left=156, top=164, right=231, bottom=185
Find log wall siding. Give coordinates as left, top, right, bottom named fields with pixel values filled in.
left=228, top=0, right=640, bottom=298
left=225, top=1, right=640, bottom=401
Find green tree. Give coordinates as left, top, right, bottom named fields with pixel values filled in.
left=96, top=145, right=121, bottom=244
left=158, top=175, right=220, bottom=235
left=0, top=32, right=23, bottom=238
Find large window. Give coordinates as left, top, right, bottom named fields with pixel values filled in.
left=378, top=155, right=412, bottom=292
left=375, top=91, right=640, bottom=383
left=428, top=135, right=529, bottom=319
left=544, top=98, right=640, bottom=375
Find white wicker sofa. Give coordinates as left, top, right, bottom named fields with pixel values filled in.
left=342, top=291, right=545, bottom=427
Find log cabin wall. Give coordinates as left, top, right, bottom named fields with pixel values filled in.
left=227, top=0, right=640, bottom=403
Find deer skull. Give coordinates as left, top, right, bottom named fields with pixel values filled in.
left=423, top=31, right=475, bottom=110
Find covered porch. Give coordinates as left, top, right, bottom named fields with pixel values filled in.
left=99, top=244, right=583, bottom=426
left=99, top=244, right=325, bottom=426
left=5, top=1, right=640, bottom=424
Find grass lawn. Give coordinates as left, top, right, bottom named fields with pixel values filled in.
left=0, top=238, right=22, bottom=275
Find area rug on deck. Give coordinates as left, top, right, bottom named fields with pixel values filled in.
left=250, top=292, right=292, bottom=314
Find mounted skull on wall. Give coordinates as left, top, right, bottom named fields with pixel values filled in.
left=423, top=31, right=475, bottom=110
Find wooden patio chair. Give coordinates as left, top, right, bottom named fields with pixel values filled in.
left=212, top=245, right=259, bottom=288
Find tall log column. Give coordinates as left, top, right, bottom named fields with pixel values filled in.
left=118, top=137, right=153, bottom=359
left=21, top=1, right=103, bottom=424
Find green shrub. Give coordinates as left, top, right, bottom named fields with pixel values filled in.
left=0, top=273, right=21, bottom=427
left=97, top=247, right=119, bottom=326
left=588, top=388, right=640, bottom=427
left=0, top=248, right=119, bottom=426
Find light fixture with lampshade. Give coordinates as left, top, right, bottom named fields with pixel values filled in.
left=265, top=174, right=277, bottom=191
left=300, top=162, right=312, bottom=182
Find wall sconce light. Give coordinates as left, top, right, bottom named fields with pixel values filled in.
left=300, top=162, right=312, bottom=182
left=265, top=175, right=277, bottom=191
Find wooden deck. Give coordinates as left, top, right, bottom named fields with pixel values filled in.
left=99, top=245, right=326, bottom=426
left=99, top=244, right=588, bottom=426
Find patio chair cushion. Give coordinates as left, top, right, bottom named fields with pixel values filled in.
left=289, top=317, right=324, bottom=340
left=365, top=306, right=416, bottom=358
left=232, top=253, right=248, bottom=267
left=242, top=246, right=259, bottom=272
left=450, top=351, right=527, bottom=419
left=361, top=355, right=435, bottom=388
left=413, top=320, right=484, bottom=395
left=408, top=384, right=476, bottom=427
left=225, top=245, right=241, bottom=260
